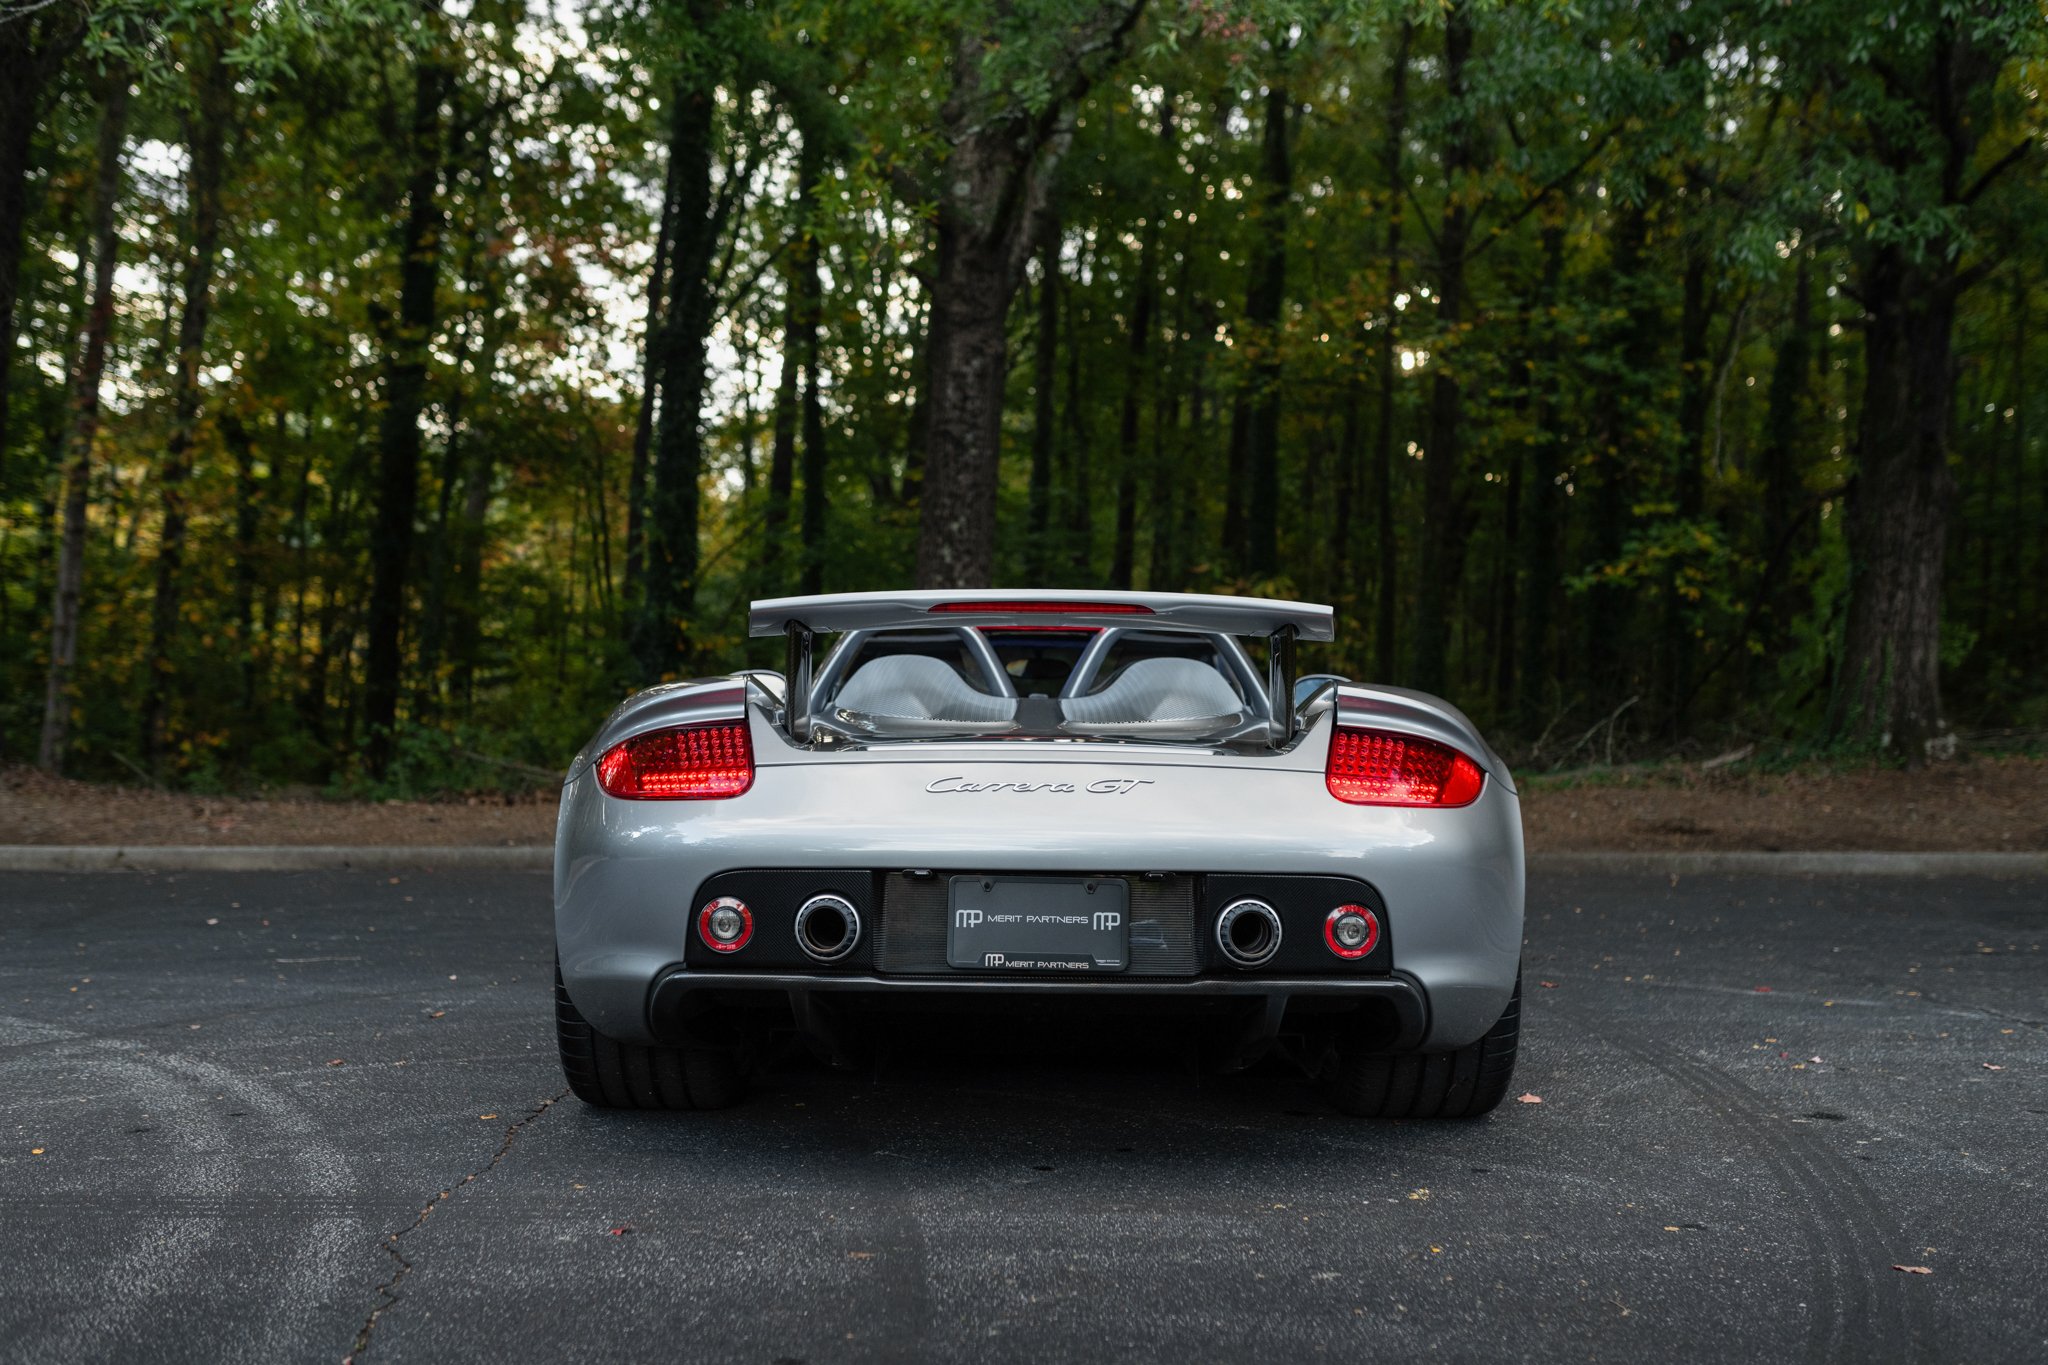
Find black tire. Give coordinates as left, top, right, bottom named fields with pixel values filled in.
left=1324, top=973, right=1520, bottom=1119
left=555, top=960, right=744, bottom=1110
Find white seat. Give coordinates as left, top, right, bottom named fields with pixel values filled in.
left=832, top=654, right=1017, bottom=726
left=1061, top=658, right=1244, bottom=728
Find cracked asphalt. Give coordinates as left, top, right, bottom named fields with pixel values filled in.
left=0, top=869, right=2042, bottom=1364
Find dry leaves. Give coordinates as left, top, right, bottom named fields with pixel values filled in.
left=1892, top=1265, right=1934, bottom=1275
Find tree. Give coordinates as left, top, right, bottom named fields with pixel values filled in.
left=36, top=65, right=127, bottom=773
left=1784, top=1, right=2043, bottom=760
left=906, top=0, right=1147, bottom=588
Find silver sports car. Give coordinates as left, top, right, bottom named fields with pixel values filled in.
left=554, top=590, right=1524, bottom=1118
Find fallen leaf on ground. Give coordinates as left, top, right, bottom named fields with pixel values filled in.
left=1982, top=1063, right=2004, bottom=1071
left=479, top=1113, right=499, bottom=1121
left=1518, top=1093, right=1543, bottom=1104
left=1892, top=1265, right=1933, bottom=1275
left=1540, top=981, right=1559, bottom=989
left=30, top=1147, right=44, bottom=1155
left=847, top=1250, right=874, bottom=1259
left=326, top=1058, right=345, bottom=1066
left=429, top=1010, right=446, bottom=1019
left=1406, top=1188, right=1430, bottom=1202
left=608, top=1225, right=633, bottom=1236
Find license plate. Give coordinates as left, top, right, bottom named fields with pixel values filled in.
left=946, top=876, right=1129, bottom=972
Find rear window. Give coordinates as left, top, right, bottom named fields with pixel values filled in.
left=982, top=629, right=1095, bottom=697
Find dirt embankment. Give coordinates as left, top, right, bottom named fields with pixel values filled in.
left=3, top=756, right=2044, bottom=852
left=1519, top=755, right=2047, bottom=852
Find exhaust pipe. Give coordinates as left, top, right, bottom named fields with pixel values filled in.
left=1215, top=898, right=1283, bottom=968
left=794, top=894, right=861, bottom=963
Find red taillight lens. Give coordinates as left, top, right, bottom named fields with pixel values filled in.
left=595, top=722, right=754, bottom=800
left=1326, top=726, right=1485, bottom=807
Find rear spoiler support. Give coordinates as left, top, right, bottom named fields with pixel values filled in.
left=1268, top=626, right=1297, bottom=745
left=784, top=623, right=815, bottom=741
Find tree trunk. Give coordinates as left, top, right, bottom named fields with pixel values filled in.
left=1062, top=270, right=1093, bottom=580
left=912, top=4, right=1146, bottom=588
left=762, top=280, right=799, bottom=587
left=1025, top=214, right=1060, bottom=581
left=794, top=134, right=828, bottom=597
left=1411, top=6, right=1474, bottom=697
left=225, top=410, right=262, bottom=716
left=1584, top=202, right=1651, bottom=712
left=631, top=71, right=718, bottom=677
left=1519, top=223, right=1566, bottom=735
left=1664, top=248, right=1712, bottom=730
left=363, top=47, right=450, bottom=774
left=1244, top=77, right=1291, bottom=581
left=1148, top=244, right=1189, bottom=591
left=625, top=140, right=682, bottom=598
left=1827, top=246, right=1956, bottom=758
left=37, top=74, right=128, bottom=774
left=1110, top=183, right=1159, bottom=589
left=0, top=15, right=83, bottom=474
left=1371, top=23, right=1410, bottom=680
left=1758, top=249, right=1814, bottom=656
left=140, top=27, right=233, bottom=769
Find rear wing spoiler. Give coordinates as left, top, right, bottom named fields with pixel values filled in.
left=748, top=590, right=1333, bottom=641
left=749, top=590, right=1333, bottom=744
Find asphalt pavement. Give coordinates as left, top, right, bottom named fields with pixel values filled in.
left=0, top=870, right=2042, bottom=1364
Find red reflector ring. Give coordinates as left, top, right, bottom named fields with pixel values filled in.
left=596, top=721, right=754, bottom=800
left=697, top=897, right=753, bottom=953
left=1325, top=726, right=1485, bottom=807
left=929, top=600, right=1153, bottom=615
left=1324, top=905, right=1380, bottom=959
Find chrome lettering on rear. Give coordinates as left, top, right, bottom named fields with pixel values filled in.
left=924, top=776, right=1155, bottom=795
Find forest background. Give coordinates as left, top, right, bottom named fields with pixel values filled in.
left=1, top=0, right=2043, bottom=796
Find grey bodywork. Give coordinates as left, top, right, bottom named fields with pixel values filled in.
left=556, top=593, right=1524, bottom=1053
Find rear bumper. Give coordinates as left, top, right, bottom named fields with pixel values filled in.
left=650, top=967, right=1430, bottom=1063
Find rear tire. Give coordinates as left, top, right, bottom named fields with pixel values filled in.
left=1324, top=973, right=1520, bottom=1119
left=555, top=960, right=745, bottom=1110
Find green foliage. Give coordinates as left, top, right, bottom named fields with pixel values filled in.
left=1, top=0, right=2044, bottom=790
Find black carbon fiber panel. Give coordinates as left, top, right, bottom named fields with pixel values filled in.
left=877, top=873, right=1197, bottom=976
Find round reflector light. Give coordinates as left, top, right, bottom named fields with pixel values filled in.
left=1323, top=904, right=1380, bottom=959
left=698, top=896, right=753, bottom=953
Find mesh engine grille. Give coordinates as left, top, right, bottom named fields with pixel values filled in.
left=876, top=873, right=1196, bottom=976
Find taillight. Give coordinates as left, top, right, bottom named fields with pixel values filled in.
left=595, top=721, right=754, bottom=800
left=1326, top=726, right=1484, bottom=807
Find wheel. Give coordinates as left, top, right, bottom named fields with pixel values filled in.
left=555, top=959, right=745, bottom=1110
left=1324, top=972, right=1520, bottom=1119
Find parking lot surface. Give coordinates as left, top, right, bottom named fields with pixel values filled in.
left=1, top=870, right=2042, bottom=1364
